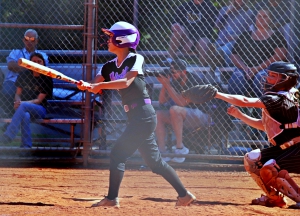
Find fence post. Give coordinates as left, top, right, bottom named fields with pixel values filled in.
left=133, top=0, right=139, bottom=27
left=82, top=0, right=96, bottom=167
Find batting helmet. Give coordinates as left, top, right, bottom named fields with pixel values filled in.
left=264, top=61, right=299, bottom=92
left=101, top=21, right=140, bottom=49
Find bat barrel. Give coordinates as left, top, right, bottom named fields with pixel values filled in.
left=18, top=58, right=80, bottom=84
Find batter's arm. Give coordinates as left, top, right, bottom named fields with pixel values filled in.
left=88, top=71, right=137, bottom=94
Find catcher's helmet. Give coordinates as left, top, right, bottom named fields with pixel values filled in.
left=263, top=61, right=299, bottom=92
left=101, top=21, right=140, bottom=49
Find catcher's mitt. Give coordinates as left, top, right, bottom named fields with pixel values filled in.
left=182, top=84, right=218, bottom=104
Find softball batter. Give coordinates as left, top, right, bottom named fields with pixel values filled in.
left=77, top=21, right=196, bottom=207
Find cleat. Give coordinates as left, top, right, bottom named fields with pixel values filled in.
left=171, top=146, right=189, bottom=163
left=251, top=194, right=287, bottom=208
left=91, top=197, right=120, bottom=208
left=176, top=191, right=196, bottom=206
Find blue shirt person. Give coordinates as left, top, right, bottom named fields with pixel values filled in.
left=1, top=29, right=48, bottom=117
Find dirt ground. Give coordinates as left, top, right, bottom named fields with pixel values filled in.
left=0, top=163, right=299, bottom=216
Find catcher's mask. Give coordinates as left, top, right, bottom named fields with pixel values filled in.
left=101, top=21, right=140, bottom=49
left=263, top=61, right=299, bottom=92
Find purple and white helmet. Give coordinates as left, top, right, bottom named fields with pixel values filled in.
left=102, top=21, right=140, bottom=49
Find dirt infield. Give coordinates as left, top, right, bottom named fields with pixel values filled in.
left=0, top=164, right=299, bottom=216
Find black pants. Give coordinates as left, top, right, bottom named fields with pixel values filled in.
left=261, top=143, right=300, bottom=173
left=107, top=105, right=187, bottom=199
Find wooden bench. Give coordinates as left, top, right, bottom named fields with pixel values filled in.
left=0, top=97, right=86, bottom=148
left=0, top=64, right=86, bottom=149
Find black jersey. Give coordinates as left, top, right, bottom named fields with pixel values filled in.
left=98, top=53, right=150, bottom=105
left=232, top=31, right=287, bottom=67
left=15, top=70, right=53, bottom=108
left=260, top=92, right=300, bottom=145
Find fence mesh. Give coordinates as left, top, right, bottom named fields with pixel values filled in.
left=94, top=0, right=300, bottom=159
left=0, top=0, right=300, bottom=162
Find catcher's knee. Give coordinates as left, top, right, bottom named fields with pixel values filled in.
left=244, top=149, right=262, bottom=175
left=260, top=159, right=280, bottom=189
left=244, top=152, right=274, bottom=196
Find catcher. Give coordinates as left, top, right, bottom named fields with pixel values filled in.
left=182, top=61, right=300, bottom=208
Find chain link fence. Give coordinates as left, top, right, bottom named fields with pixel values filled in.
left=0, top=0, right=300, bottom=163
left=93, top=0, right=300, bottom=161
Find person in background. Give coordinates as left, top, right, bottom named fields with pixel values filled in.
left=0, top=52, right=53, bottom=149
left=227, top=9, right=287, bottom=99
left=254, top=0, right=290, bottom=30
left=254, top=0, right=297, bottom=62
left=0, top=29, right=49, bottom=117
left=167, top=0, right=218, bottom=66
left=209, top=0, right=254, bottom=67
left=155, top=59, right=211, bottom=163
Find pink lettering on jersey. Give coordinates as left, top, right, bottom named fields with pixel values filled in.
left=110, top=66, right=129, bottom=81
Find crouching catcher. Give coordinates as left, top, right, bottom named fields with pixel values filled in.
left=187, top=61, right=300, bottom=208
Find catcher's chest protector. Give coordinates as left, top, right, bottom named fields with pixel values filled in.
left=262, top=109, right=283, bottom=146
left=262, top=94, right=300, bottom=146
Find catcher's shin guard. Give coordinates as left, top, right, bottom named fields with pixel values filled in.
left=260, top=159, right=300, bottom=203
left=244, top=149, right=270, bottom=195
left=244, top=152, right=288, bottom=204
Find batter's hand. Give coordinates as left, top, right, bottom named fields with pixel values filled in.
left=76, top=80, right=91, bottom=91
left=227, top=105, right=243, bottom=119
left=87, top=83, right=103, bottom=94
